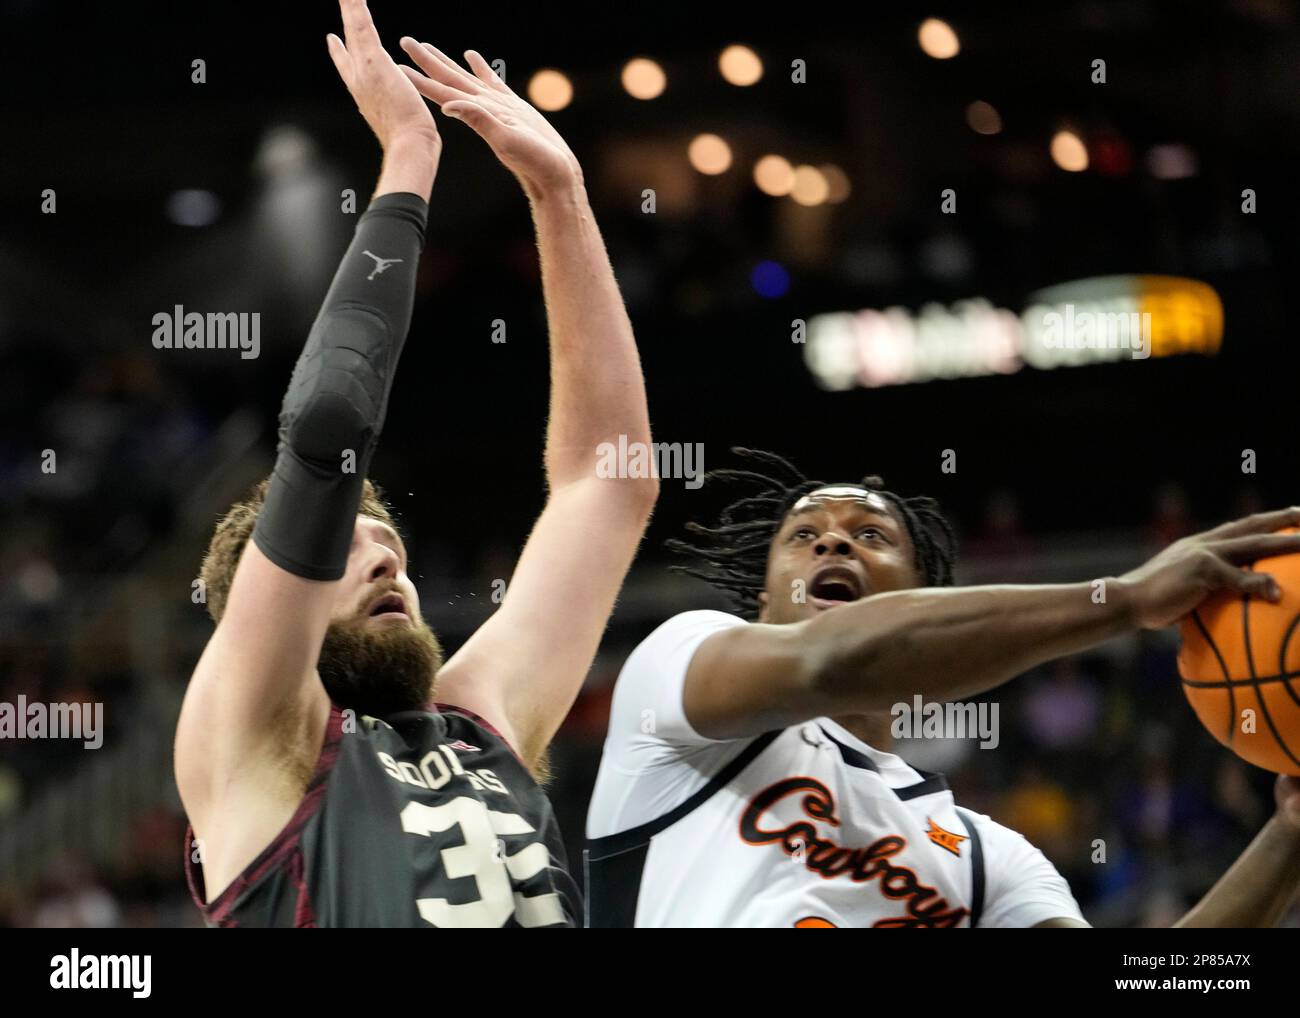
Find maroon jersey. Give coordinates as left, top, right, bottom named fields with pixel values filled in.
left=184, top=702, right=579, bottom=927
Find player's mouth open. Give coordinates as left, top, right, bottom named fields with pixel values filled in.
left=808, top=566, right=866, bottom=610
left=367, top=592, right=409, bottom=620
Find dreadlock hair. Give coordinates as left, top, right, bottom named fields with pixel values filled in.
left=665, top=447, right=957, bottom=619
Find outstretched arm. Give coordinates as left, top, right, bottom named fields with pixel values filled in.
left=682, top=509, right=1300, bottom=739
left=175, top=0, right=440, bottom=878
left=400, top=43, right=656, bottom=769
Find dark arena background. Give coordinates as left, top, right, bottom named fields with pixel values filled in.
left=3, top=0, right=1300, bottom=947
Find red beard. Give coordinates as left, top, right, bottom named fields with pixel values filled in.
left=317, top=607, right=443, bottom=717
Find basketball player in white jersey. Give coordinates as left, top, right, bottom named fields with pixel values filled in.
left=586, top=449, right=1300, bottom=927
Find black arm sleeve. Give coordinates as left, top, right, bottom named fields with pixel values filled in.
left=251, top=190, right=428, bottom=581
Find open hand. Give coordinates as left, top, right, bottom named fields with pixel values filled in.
left=399, top=41, right=581, bottom=199
left=326, top=0, right=441, bottom=154
left=1117, top=508, right=1300, bottom=630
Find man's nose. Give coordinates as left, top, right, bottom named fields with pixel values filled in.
left=366, top=543, right=401, bottom=582
left=814, top=531, right=852, bottom=557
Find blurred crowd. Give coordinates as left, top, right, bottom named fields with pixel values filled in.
left=0, top=344, right=208, bottom=809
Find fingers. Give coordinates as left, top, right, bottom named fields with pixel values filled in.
left=1207, top=558, right=1281, bottom=602
left=398, top=63, right=467, bottom=106
left=399, top=38, right=481, bottom=96
left=326, top=33, right=353, bottom=89
left=442, top=99, right=509, bottom=142
left=464, top=49, right=509, bottom=92
left=399, top=37, right=445, bottom=81
left=339, top=0, right=382, bottom=54
left=417, top=41, right=484, bottom=93
left=1204, top=506, right=1300, bottom=540
left=1209, top=532, right=1300, bottom=566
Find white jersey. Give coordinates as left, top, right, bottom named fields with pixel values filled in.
left=585, top=610, right=1085, bottom=928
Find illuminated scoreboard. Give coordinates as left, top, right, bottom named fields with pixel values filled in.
left=804, top=275, right=1224, bottom=389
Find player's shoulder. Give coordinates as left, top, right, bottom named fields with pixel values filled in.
left=599, top=610, right=752, bottom=760
left=616, top=609, right=747, bottom=696
left=649, top=608, right=748, bottom=634
left=954, top=804, right=1085, bottom=926
left=954, top=806, right=1027, bottom=848
left=954, top=805, right=1065, bottom=879
left=629, top=609, right=748, bottom=657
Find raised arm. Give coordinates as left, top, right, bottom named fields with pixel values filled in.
left=399, top=43, right=656, bottom=768
left=683, top=509, right=1300, bottom=740
left=174, top=0, right=439, bottom=868
left=1171, top=775, right=1300, bottom=927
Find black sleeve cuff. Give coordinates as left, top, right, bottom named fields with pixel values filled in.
left=361, top=191, right=430, bottom=247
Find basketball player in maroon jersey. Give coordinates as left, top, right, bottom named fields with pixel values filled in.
left=174, top=0, right=656, bottom=926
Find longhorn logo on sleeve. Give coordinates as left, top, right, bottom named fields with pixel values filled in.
left=739, top=777, right=970, bottom=928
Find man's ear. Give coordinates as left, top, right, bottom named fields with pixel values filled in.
left=757, top=590, right=769, bottom=622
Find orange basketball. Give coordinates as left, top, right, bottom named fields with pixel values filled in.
left=1177, top=527, right=1300, bottom=776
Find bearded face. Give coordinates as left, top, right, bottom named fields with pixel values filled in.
left=317, top=584, right=444, bottom=717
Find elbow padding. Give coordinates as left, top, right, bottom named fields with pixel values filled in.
left=252, top=191, right=428, bottom=581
